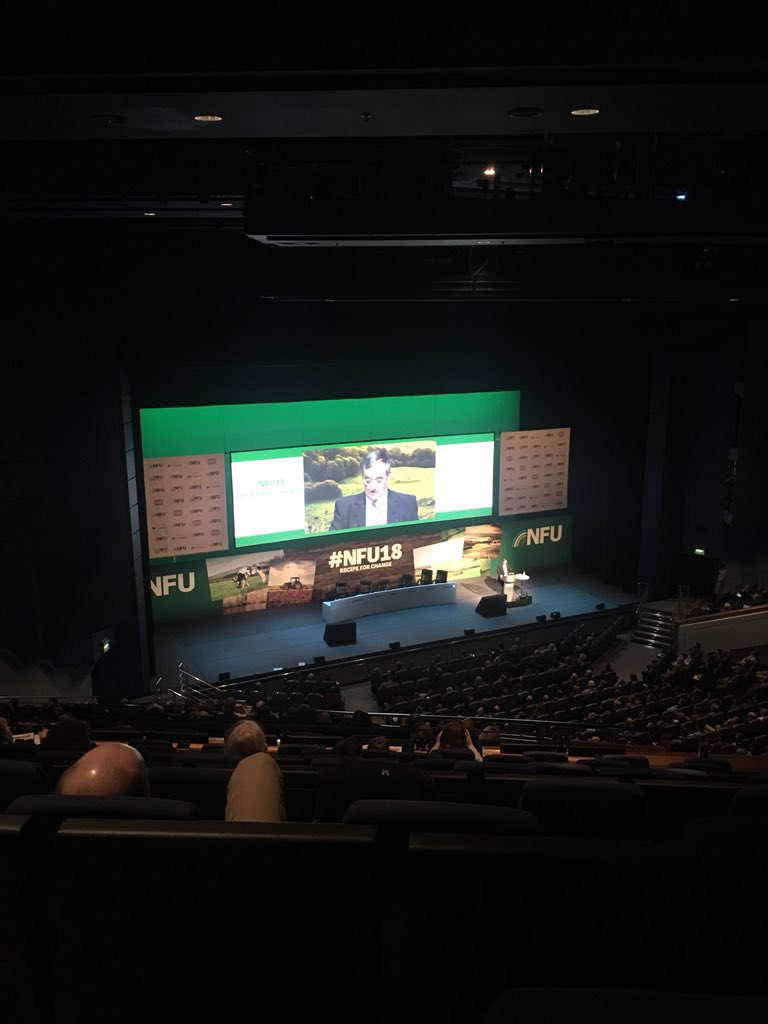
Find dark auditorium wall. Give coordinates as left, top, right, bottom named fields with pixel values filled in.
left=1, top=224, right=758, bottom=696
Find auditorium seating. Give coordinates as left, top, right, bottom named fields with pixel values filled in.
left=342, top=798, right=539, bottom=841
left=6, top=793, right=202, bottom=827
left=481, top=988, right=768, bottom=1024
left=0, top=760, right=51, bottom=811
left=2, top=767, right=768, bottom=1022
left=44, top=819, right=384, bottom=1021
left=517, top=777, right=650, bottom=840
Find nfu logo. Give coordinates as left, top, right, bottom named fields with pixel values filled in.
left=150, top=572, right=196, bottom=597
left=513, top=525, right=563, bottom=547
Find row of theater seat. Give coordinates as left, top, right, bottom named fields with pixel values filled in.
left=2, top=806, right=768, bottom=1024
left=4, top=755, right=768, bottom=842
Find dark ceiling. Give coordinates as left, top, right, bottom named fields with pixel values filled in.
left=3, top=5, right=767, bottom=303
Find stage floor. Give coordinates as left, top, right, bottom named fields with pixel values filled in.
left=151, top=566, right=637, bottom=687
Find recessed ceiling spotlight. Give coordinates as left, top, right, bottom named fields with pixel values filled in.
left=220, top=201, right=234, bottom=207
left=143, top=212, right=156, bottom=217
left=483, top=166, right=496, bottom=177
left=570, top=107, right=600, bottom=117
left=508, top=106, right=544, bottom=118
left=194, top=114, right=224, bottom=122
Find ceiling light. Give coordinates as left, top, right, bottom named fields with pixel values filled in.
left=220, top=202, right=234, bottom=207
left=570, top=107, right=600, bottom=117
left=194, top=114, right=224, bottom=122
left=143, top=212, right=156, bottom=217
left=675, top=192, right=688, bottom=201
left=483, top=166, right=496, bottom=177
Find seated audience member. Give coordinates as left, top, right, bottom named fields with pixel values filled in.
left=333, top=736, right=364, bottom=757
left=0, top=717, right=12, bottom=744
left=410, top=717, right=435, bottom=752
left=365, top=735, right=391, bottom=754
left=323, top=682, right=345, bottom=712
left=430, top=720, right=483, bottom=761
left=478, top=723, right=502, bottom=747
left=56, top=742, right=150, bottom=797
left=223, top=720, right=285, bottom=822
left=41, top=714, right=93, bottom=753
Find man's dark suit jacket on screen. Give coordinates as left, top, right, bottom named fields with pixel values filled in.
left=329, top=489, right=419, bottom=530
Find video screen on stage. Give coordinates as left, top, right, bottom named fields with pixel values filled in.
left=140, top=390, right=521, bottom=559
left=231, top=434, right=495, bottom=547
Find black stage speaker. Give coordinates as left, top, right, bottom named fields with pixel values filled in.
left=323, top=622, right=357, bottom=646
left=475, top=594, right=507, bottom=618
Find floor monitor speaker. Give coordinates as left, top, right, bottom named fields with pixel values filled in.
left=323, top=622, right=357, bottom=646
left=475, top=594, right=507, bottom=618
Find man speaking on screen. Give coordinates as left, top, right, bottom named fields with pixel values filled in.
left=329, top=448, right=418, bottom=530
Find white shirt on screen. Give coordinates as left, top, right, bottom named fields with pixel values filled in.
left=366, top=494, right=388, bottom=526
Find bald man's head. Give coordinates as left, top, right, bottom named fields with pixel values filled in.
left=56, top=742, right=150, bottom=797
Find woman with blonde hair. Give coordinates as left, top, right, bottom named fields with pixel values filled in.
left=223, top=720, right=285, bottom=822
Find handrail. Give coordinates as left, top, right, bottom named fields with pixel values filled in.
left=177, top=662, right=228, bottom=700
left=636, top=579, right=649, bottom=623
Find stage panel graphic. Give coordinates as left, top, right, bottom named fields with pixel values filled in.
left=143, top=453, right=229, bottom=558
left=498, top=428, right=570, bottom=516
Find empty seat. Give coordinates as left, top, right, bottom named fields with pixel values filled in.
left=343, top=798, right=539, bottom=839
left=0, top=760, right=51, bottom=811
left=482, top=988, right=768, bottom=1024
left=678, top=757, right=733, bottom=776
left=521, top=750, right=569, bottom=763
left=728, top=784, right=768, bottom=818
left=314, top=756, right=439, bottom=822
left=147, top=765, right=231, bottom=818
left=684, top=815, right=768, bottom=849
left=6, top=793, right=202, bottom=827
left=518, top=778, right=649, bottom=840
left=49, top=819, right=381, bottom=1021
left=530, top=762, right=593, bottom=776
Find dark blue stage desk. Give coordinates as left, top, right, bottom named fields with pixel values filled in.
left=321, top=582, right=457, bottom=623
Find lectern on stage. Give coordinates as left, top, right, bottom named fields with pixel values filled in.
left=497, top=571, right=532, bottom=608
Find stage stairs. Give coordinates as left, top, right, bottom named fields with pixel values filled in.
left=631, top=606, right=676, bottom=650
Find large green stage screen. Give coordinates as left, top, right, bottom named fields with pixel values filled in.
left=231, top=433, right=494, bottom=546
left=139, top=391, right=520, bottom=557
